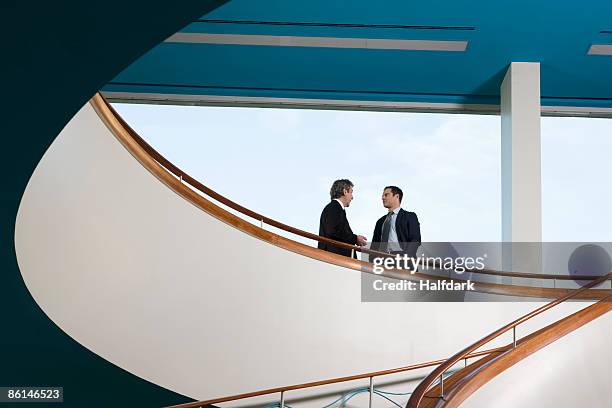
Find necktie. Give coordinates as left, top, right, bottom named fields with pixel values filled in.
left=381, top=212, right=393, bottom=252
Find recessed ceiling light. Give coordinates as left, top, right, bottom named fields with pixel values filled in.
left=165, top=33, right=468, bottom=52
left=587, top=44, right=612, bottom=55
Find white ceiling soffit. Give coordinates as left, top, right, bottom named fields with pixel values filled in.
left=587, top=44, right=612, bottom=55
left=165, top=32, right=468, bottom=51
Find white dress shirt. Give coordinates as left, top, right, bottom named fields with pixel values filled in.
left=385, top=207, right=403, bottom=252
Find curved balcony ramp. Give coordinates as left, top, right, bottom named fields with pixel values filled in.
left=406, top=275, right=610, bottom=408
left=94, top=93, right=607, bottom=301
left=166, top=278, right=610, bottom=408
left=14, top=96, right=610, bottom=405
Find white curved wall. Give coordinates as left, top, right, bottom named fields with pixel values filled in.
left=463, top=311, right=611, bottom=408
left=15, top=102, right=609, bottom=406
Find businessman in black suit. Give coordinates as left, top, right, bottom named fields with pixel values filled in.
left=318, top=179, right=367, bottom=257
left=371, top=186, right=421, bottom=261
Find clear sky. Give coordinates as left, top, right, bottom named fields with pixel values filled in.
left=113, top=103, right=612, bottom=243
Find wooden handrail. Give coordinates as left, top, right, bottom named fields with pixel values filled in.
left=97, top=96, right=610, bottom=283
left=405, top=273, right=611, bottom=408
left=437, top=295, right=612, bottom=408
left=165, top=289, right=609, bottom=408
left=90, top=94, right=610, bottom=407
left=164, top=347, right=505, bottom=408
left=90, top=94, right=610, bottom=300
left=453, top=267, right=607, bottom=281
left=100, top=96, right=390, bottom=258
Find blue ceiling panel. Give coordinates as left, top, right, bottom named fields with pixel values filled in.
left=104, top=0, right=612, bottom=109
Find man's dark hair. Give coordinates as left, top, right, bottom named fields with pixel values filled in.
left=385, top=186, right=403, bottom=202
left=330, top=179, right=354, bottom=199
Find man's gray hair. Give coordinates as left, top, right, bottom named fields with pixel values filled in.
left=330, top=179, right=354, bottom=199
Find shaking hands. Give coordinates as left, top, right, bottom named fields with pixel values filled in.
left=356, top=235, right=368, bottom=246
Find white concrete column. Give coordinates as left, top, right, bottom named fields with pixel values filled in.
left=501, top=62, right=542, bottom=277
left=501, top=62, right=542, bottom=242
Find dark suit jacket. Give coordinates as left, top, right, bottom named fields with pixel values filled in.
left=318, top=200, right=357, bottom=258
left=371, top=208, right=421, bottom=258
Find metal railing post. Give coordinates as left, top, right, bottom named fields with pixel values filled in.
left=439, top=373, right=444, bottom=398
left=513, top=326, right=516, bottom=348
left=369, top=376, right=373, bottom=408
left=279, top=391, right=284, bottom=408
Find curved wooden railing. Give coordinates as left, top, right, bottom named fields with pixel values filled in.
left=406, top=273, right=611, bottom=408
left=164, top=347, right=504, bottom=408
left=164, top=277, right=609, bottom=408
left=430, top=295, right=612, bottom=408
left=92, top=94, right=611, bottom=407
left=96, top=93, right=389, bottom=259
left=90, top=93, right=610, bottom=299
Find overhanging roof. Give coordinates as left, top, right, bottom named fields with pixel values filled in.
left=103, top=1, right=612, bottom=116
